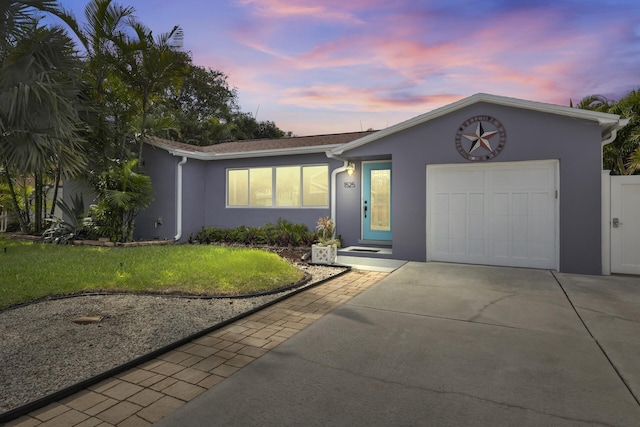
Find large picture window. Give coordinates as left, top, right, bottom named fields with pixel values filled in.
left=227, top=165, right=329, bottom=208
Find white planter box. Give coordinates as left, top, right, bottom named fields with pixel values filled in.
left=311, top=244, right=337, bottom=265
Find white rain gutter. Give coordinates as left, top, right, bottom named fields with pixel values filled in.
left=174, top=156, right=187, bottom=241
left=601, top=119, right=628, bottom=147
left=145, top=138, right=343, bottom=161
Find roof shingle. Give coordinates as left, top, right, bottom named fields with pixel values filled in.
left=145, top=131, right=375, bottom=157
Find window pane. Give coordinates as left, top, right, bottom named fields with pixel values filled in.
left=276, top=166, right=300, bottom=206
left=250, top=167, right=273, bottom=206
left=370, top=169, right=391, bottom=231
left=228, top=169, right=248, bottom=206
left=302, top=165, right=328, bottom=206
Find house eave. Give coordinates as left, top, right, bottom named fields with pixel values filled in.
left=332, top=93, right=627, bottom=155
left=145, top=138, right=342, bottom=160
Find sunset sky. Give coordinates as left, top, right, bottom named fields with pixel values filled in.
left=56, top=0, right=640, bottom=135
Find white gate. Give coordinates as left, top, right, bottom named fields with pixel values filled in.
left=610, top=175, right=640, bottom=275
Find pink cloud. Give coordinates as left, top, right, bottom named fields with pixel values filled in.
left=235, top=0, right=377, bottom=24
left=195, top=1, right=635, bottom=132
left=280, top=83, right=460, bottom=112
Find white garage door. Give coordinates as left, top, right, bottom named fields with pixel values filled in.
left=427, top=160, right=558, bottom=269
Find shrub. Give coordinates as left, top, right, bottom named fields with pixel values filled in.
left=193, top=219, right=318, bottom=247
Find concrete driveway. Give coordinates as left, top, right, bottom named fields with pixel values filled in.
left=156, top=262, right=640, bottom=426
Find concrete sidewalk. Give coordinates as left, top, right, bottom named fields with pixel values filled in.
left=6, top=270, right=388, bottom=427
left=156, top=262, right=640, bottom=427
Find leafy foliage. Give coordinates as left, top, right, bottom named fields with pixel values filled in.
left=156, top=62, right=290, bottom=145
left=315, top=216, right=340, bottom=247
left=88, top=158, right=153, bottom=242
left=0, top=1, right=290, bottom=242
left=194, top=219, right=319, bottom=247
left=0, top=14, right=87, bottom=233
left=573, top=89, right=640, bottom=175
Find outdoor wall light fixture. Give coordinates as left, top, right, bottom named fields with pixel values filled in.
left=346, top=162, right=356, bottom=176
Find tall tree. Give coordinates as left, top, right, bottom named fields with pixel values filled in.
left=159, top=62, right=239, bottom=145
left=111, top=21, right=188, bottom=160
left=54, top=0, right=136, bottom=165
left=573, top=90, right=640, bottom=175
left=606, top=90, right=640, bottom=175
left=0, top=19, right=87, bottom=232
left=0, top=1, right=61, bottom=53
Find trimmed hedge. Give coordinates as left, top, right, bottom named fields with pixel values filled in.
left=193, top=219, right=320, bottom=247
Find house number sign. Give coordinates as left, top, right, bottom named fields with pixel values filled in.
left=455, top=115, right=506, bottom=161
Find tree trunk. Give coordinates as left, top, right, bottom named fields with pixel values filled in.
left=3, top=166, right=29, bottom=233
left=50, top=164, right=61, bottom=217
left=34, top=172, right=42, bottom=234
left=138, top=92, right=149, bottom=164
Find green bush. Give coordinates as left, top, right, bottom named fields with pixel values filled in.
left=194, top=219, right=319, bottom=247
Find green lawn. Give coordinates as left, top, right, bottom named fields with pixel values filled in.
left=0, top=236, right=305, bottom=310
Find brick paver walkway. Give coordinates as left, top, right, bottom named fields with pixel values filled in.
left=6, top=270, right=387, bottom=427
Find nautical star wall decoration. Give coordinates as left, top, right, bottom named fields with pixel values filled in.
left=455, top=115, right=506, bottom=161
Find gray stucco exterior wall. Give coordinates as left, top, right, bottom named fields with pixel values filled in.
left=336, top=102, right=604, bottom=274
left=137, top=99, right=609, bottom=275
left=136, top=145, right=179, bottom=240
left=202, top=154, right=343, bottom=233
left=138, top=147, right=344, bottom=240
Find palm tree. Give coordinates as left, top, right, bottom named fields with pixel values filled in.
left=571, top=94, right=613, bottom=112
left=0, top=19, right=87, bottom=233
left=58, top=1, right=188, bottom=159
left=110, top=21, right=188, bottom=161
left=0, top=1, right=61, bottom=51
left=51, top=0, right=137, bottom=169
left=93, top=158, right=153, bottom=242
left=573, top=91, right=640, bottom=175
left=54, top=0, right=134, bottom=103
left=606, top=90, right=640, bottom=175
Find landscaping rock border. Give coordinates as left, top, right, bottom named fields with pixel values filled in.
left=0, top=259, right=346, bottom=417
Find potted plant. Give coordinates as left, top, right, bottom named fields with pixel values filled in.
left=312, top=216, right=340, bottom=264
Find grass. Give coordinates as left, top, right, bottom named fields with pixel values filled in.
left=0, top=235, right=306, bottom=310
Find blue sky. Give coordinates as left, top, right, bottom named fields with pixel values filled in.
left=56, top=0, right=640, bottom=135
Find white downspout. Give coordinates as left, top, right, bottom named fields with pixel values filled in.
left=601, top=127, right=621, bottom=158
left=326, top=151, right=349, bottom=226
left=174, top=156, right=187, bottom=241
left=331, top=160, right=349, bottom=224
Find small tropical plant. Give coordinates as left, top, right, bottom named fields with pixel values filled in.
left=315, top=216, right=340, bottom=247
left=42, top=216, right=75, bottom=244
left=89, top=159, right=154, bottom=242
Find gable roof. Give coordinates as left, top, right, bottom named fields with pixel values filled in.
left=145, top=131, right=376, bottom=160
left=332, top=93, right=628, bottom=156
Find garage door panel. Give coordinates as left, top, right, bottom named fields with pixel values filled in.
left=428, top=161, right=557, bottom=270
left=531, top=192, right=551, bottom=216
left=434, top=193, right=449, bottom=216
left=512, top=192, right=529, bottom=215
left=469, top=193, right=484, bottom=214
left=492, top=192, right=509, bottom=213
left=469, top=238, right=484, bottom=256
left=493, top=168, right=552, bottom=191
left=512, top=239, right=528, bottom=259
left=437, top=170, right=484, bottom=191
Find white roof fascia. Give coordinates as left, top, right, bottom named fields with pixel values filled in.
left=332, top=93, right=625, bottom=155
left=145, top=138, right=343, bottom=160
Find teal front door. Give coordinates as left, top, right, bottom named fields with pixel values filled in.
left=363, top=161, right=392, bottom=241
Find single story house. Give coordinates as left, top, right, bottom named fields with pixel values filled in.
left=137, top=93, right=628, bottom=275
